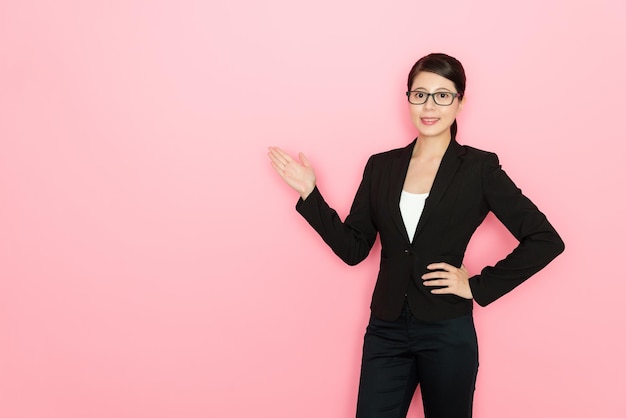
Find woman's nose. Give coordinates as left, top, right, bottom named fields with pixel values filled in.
left=423, top=94, right=436, bottom=109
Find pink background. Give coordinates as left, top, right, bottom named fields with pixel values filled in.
left=1, top=1, right=625, bottom=417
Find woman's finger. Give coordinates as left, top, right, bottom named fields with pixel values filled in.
left=426, top=262, right=454, bottom=272
left=267, top=148, right=281, bottom=163
left=268, top=148, right=297, bottom=173
left=422, top=271, right=446, bottom=280
left=299, top=152, right=311, bottom=168
left=271, top=147, right=294, bottom=164
left=423, top=279, right=446, bottom=287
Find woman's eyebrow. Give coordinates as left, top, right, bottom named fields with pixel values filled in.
left=411, top=87, right=454, bottom=92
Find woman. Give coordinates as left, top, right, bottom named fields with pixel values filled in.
left=267, top=53, right=564, bottom=418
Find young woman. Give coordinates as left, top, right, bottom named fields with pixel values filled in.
left=267, top=53, right=564, bottom=418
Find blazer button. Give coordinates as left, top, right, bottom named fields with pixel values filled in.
left=403, top=249, right=413, bottom=255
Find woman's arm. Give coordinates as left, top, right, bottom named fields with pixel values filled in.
left=469, top=153, right=565, bottom=306
left=268, top=147, right=377, bottom=266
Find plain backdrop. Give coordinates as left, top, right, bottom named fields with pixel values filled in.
left=1, top=1, right=625, bottom=417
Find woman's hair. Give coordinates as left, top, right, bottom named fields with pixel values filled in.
left=407, top=53, right=466, bottom=140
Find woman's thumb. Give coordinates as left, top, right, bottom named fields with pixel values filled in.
left=299, top=152, right=311, bottom=168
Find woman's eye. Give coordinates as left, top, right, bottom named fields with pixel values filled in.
left=439, top=93, right=450, bottom=99
left=414, top=92, right=425, bottom=98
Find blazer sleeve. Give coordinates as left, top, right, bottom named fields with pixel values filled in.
left=469, top=153, right=565, bottom=306
left=295, top=156, right=378, bottom=266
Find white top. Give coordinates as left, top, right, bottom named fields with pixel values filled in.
left=399, top=190, right=429, bottom=243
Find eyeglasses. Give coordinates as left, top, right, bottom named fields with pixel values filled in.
left=405, top=91, right=462, bottom=106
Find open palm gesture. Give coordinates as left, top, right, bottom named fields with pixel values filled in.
left=268, top=147, right=316, bottom=200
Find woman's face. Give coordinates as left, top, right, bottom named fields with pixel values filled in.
left=408, top=71, right=464, bottom=141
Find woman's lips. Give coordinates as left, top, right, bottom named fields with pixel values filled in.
left=420, top=118, right=439, bottom=126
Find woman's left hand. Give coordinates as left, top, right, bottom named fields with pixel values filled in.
left=422, top=263, right=473, bottom=299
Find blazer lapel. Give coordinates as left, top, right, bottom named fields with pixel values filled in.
left=388, top=140, right=416, bottom=243
left=412, top=139, right=464, bottom=241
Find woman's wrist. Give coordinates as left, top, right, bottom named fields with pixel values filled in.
left=300, top=185, right=314, bottom=200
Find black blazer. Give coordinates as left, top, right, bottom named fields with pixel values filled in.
left=296, top=139, right=564, bottom=321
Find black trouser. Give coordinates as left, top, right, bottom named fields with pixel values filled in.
left=356, top=302, right=479, bottom=418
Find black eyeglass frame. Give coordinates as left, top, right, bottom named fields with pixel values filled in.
left=405, top=91, right=463, bottom=106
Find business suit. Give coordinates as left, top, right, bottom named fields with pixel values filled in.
left=295, top=138, right=564, bottom=417
left=296, top=138, right=564, bottom=321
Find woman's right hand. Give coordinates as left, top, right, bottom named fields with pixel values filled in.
left=268, top=147, right=316, bottom=200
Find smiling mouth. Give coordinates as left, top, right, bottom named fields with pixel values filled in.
left=420, top=118, right=439, bottom=125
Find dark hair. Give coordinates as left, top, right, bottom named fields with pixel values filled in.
left=407, top=53, right=466, bottom=140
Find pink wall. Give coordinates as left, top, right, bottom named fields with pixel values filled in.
left=1, top=1, right=625, bottom=417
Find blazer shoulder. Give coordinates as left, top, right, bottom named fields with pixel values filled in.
left=458, top=143, right=498, bottom=163
left=368, top=141, right=414, bottom=162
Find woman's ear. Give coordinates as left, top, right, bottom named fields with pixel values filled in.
left=457, top=96, right=466, bottom=114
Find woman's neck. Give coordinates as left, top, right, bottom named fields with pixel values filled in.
left=413, top=135, right=451, bottom=159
